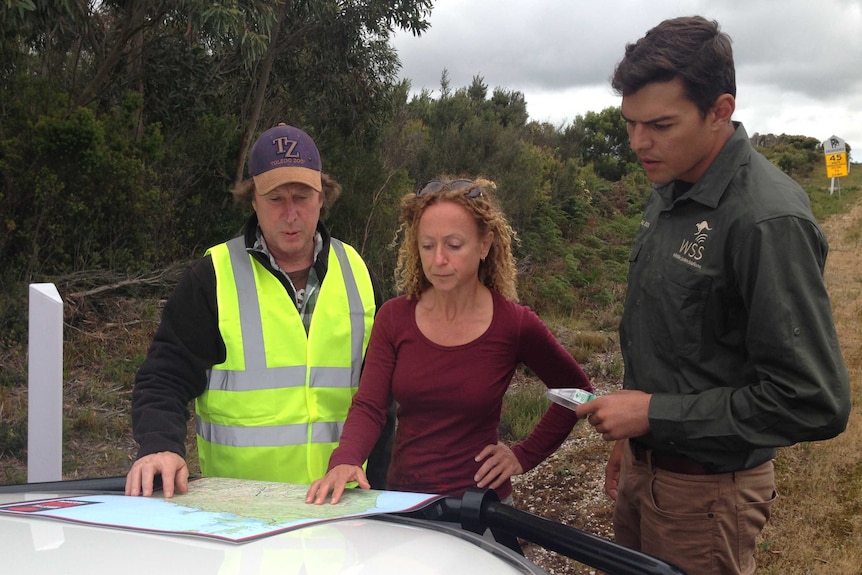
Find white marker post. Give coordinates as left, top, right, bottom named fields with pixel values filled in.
left=28, top=283, right=64, bottom=483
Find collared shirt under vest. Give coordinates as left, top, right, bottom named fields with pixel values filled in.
left=196, top=235, right=375, bottom=483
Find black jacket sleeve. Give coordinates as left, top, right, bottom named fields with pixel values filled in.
left=131, top=256, right=224, bottom=458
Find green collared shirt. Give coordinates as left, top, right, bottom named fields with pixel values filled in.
left=620, top=123, right=850, bottom=472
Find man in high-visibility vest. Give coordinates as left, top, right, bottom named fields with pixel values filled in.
left=125, top=124, right=390, bottom=498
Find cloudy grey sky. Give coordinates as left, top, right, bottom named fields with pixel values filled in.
left=392, top=0, right=862, bottom=160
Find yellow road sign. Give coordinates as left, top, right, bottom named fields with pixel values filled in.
left=825, top=152, right=848, bottom=178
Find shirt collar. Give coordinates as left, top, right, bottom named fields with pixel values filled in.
left=252, top=227, right=323, bottom=273
left=656, top=122, right=750, bottom=209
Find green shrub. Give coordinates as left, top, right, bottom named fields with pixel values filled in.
left=0, top=408, right=26, bottom=459
left=500, top=381, right=551, bottom=442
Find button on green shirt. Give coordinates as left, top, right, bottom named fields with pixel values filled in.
left=620, top=123, right=850, bottom=473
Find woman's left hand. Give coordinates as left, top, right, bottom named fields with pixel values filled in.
left=473, top=442, right=524, bottom=489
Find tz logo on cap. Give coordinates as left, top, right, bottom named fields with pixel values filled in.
left=272, top=137, right=302, bottom=161
left=248, top=123, right=322, bottom=194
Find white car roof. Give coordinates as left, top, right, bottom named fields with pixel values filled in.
left=0, top=490, right=546, bottom=575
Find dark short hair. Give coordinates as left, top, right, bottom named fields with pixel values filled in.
left=611, top=16, right=736, bottom=117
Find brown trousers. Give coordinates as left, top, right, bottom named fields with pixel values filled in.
left=613, top=439, right=776, bottom=575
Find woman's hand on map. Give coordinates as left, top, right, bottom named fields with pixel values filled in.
left=305, top=464, right=369, bottom=505
left=125, top=451, right=189, bottom=498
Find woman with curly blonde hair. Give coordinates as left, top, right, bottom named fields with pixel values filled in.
left=393, top=177, right=518, bottom=302
left=308, top=177, right=593, bottom=506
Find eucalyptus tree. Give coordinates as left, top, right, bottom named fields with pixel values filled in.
left=0, top=0, right=435, bottom=281
left=565, top=106, right=637, bottom=181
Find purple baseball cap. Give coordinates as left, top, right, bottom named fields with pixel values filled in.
left=248, top=123, right=322, bottom=194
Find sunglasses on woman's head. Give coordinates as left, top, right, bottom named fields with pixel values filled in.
left=416, top=179, right=483, bottom=198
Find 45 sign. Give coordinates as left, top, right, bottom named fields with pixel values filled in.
left=823, top=135, right=848, bottom=178
left=825, top=153, right=848, bottom=178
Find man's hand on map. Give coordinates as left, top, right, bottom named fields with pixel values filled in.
left=305, top=464, right=370, bottom=505
left=125, top=451, right=189, bottom=498
left=474, top=442, right=524, bottom=489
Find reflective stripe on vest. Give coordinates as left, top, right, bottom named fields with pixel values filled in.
left=196, top=419, right=345, bottom=447
left=196, top=236, right=374, bottom=483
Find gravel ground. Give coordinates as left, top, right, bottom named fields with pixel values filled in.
left=512, top=433, right=617, bottom=575
left=508, top=370, right=622, bottom=575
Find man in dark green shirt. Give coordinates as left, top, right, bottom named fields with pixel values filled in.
left=576, top=16, right=850, bottom=575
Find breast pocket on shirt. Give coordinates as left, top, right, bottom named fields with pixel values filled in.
left=650, top=272, right=711, bottom=358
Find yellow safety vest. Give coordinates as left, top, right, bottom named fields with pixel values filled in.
left=196, top=236, right=375, bottom=483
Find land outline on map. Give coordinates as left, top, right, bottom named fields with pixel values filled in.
left=0, top=477, right=442, bottom=542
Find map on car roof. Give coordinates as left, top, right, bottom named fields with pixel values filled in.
left=0, top=477, right=442, bottom=543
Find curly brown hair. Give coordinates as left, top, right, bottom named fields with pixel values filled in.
left=230, top=172, right=342, bottom=217
left=393, top=177, right=518, bottom=302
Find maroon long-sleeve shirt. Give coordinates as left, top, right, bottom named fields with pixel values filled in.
left=328, top=290, right=593, bottom=499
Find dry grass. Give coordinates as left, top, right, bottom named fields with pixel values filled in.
left=0, top=296, right=160, bottom=483
left=754, top=194, right=862, bottom=575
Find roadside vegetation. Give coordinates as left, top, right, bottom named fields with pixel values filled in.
left=0, top=3, right=860, bottom=573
